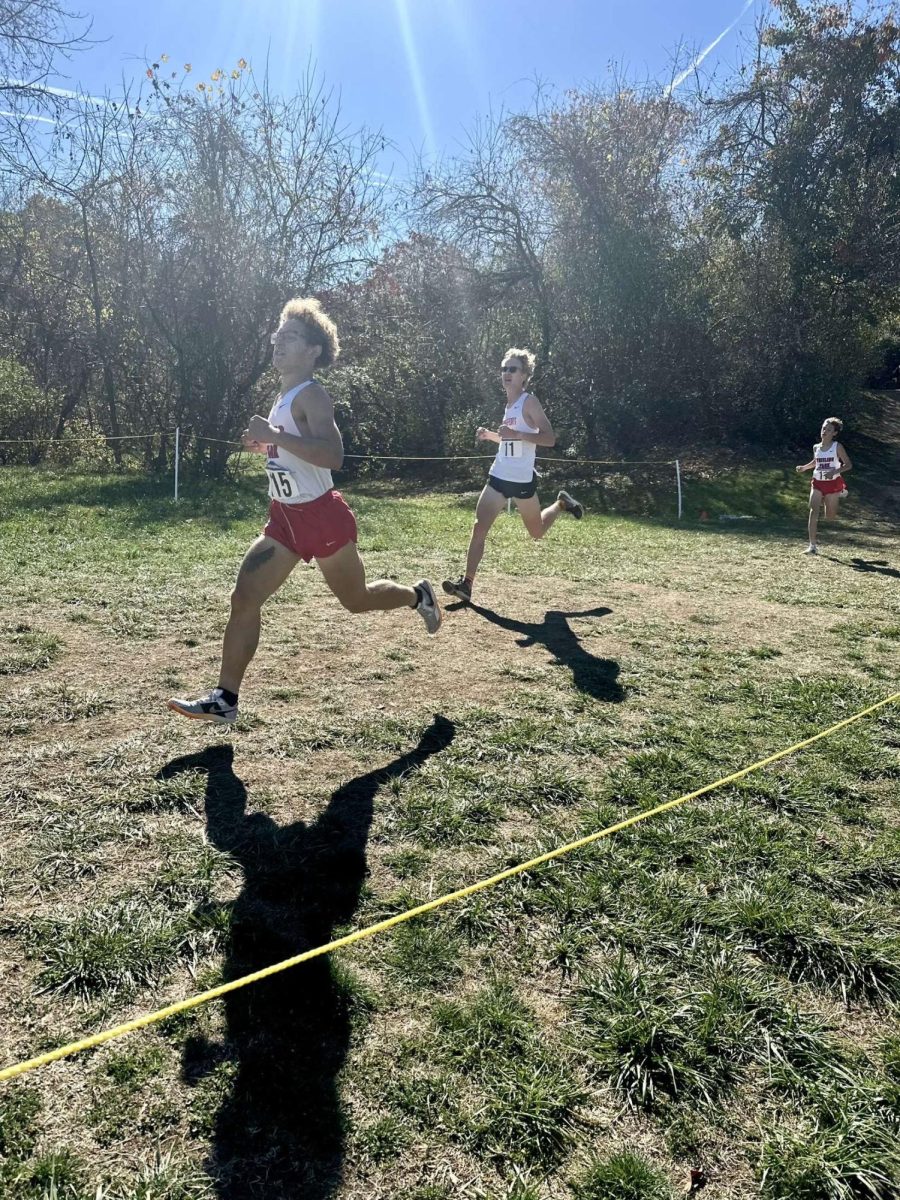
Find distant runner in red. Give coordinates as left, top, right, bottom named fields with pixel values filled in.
left=442, top=346, right=583, bottom=604
left=795, top=417, right=852, bottom=556
left=169, top=297, right=441, bottom=724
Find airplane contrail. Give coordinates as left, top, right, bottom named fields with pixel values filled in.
left=0, top=109, right=57, bottom=124
left=665, top=0, right=757, bottom=94
left=0, top=79, right=115, bottom=108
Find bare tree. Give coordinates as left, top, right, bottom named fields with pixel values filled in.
left=0, top=0, right=93, bottom=154
left=416, top=110, right=554, bottom=371
left=9, top=89, right=141, bottom=459
left=122, top=60, right=388, bottom=472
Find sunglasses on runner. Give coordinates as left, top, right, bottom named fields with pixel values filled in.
left=270, top=330, right=306, bottom=345
left=501, top=365, right=522, bottom=373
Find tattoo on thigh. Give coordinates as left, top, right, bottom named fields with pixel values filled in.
left=243, top=546, right=276, bottom=575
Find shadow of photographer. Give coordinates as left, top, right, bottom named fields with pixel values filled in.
left=157, top=714, right=455, bottom=1198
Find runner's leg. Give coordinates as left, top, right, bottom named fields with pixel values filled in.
left=219, top=536, right=299, bottom=693
left=464, top=483, right=507, bottom=582
left=316, top=540, right=418, bottom=612
left=823, top=493, right=840, bottom=522
left=513, top=492, right=563, bottom=539
left=808, top=489, right=823, bottom=546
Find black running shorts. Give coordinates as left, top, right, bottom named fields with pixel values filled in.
left=487, top=473, right=537, bottom=500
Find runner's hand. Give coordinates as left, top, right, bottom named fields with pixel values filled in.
left=247, top=414, right=275, bottom=443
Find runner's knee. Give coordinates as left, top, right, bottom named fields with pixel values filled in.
left=230, top=584, right=262, bottom=616
left=337, top=590, right=372, bottom=614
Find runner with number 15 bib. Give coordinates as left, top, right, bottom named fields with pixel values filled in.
left=168, top=297, right=441, bottom=725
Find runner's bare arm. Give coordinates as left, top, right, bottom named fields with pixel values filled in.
left=514, top=395, right=556, bottom=447
left=836, top=444, right=852, bottom=473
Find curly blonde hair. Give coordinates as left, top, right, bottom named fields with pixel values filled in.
left=823, top=416, right=844, bottom=435
left=278, top=297, right=341, bottom=368
left=503, top=347, right=536, bottom=379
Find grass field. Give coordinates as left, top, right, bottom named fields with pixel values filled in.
left=0, top=458, right=898, bottom=1200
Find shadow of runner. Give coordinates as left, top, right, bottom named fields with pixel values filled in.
left=454, top=602, right=625, bottom=703
left=846, top=557, right=900, bottom=579
left=157, top=714, right=455, bottom=1199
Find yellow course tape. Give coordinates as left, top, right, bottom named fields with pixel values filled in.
left=2, top=691, right=897, bottom=1084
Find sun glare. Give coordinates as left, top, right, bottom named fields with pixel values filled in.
left=393, top=0, right=437, bottom=159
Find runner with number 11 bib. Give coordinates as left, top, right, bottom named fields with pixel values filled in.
left=442, top=347, right=583, bottom=604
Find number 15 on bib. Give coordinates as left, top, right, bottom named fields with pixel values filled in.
left=267, top=468, right=299, bottom=501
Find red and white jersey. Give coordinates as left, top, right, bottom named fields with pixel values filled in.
left=813, top=441, right=841, bottom=481
left=491, top=393, right=539, bottom=483
left=264, top=380, right=333, bottom=504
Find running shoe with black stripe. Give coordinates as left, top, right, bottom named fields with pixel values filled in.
left=167, top=688, right=238, bottom=724
left=442, top=575, right=472, bottom=603
left=557, top=490, right=584, bottom=519
left=414, top=579, right=442, bottom=635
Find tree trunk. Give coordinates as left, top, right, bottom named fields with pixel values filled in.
left=80, top=203, right=122, bottom=464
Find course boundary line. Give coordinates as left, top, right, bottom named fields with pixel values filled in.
left=1, top=691, right=897, bottom=1084
left=190, top=440, right=673, bottom=466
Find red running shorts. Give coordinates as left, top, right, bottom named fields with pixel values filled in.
left=263, top=490, right=358, bottom=561
left=812, top=478, right=846, bottom=497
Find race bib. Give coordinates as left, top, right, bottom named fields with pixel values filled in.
left=266, top=468, right=299, bottom=501
left=501, top=439, right=524, bottom=459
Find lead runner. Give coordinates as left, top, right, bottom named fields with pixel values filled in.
left=169, top=297, right=441, bottom=724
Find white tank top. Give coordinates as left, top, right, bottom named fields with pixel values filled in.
left=813, top=441, right=841, bottom=481
left=491, top=393, right=539, bottom=482
left=264, top=380, right=334, bottom=505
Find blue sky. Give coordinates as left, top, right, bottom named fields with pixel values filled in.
left=48, top=0, right=760, bottom=167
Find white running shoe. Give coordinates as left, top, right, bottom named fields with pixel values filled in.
left=804, top=544, right=818, bottom=556
left=414, top=580, right=442, bottom=635
left=167, top=688, right=238, bottom=723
